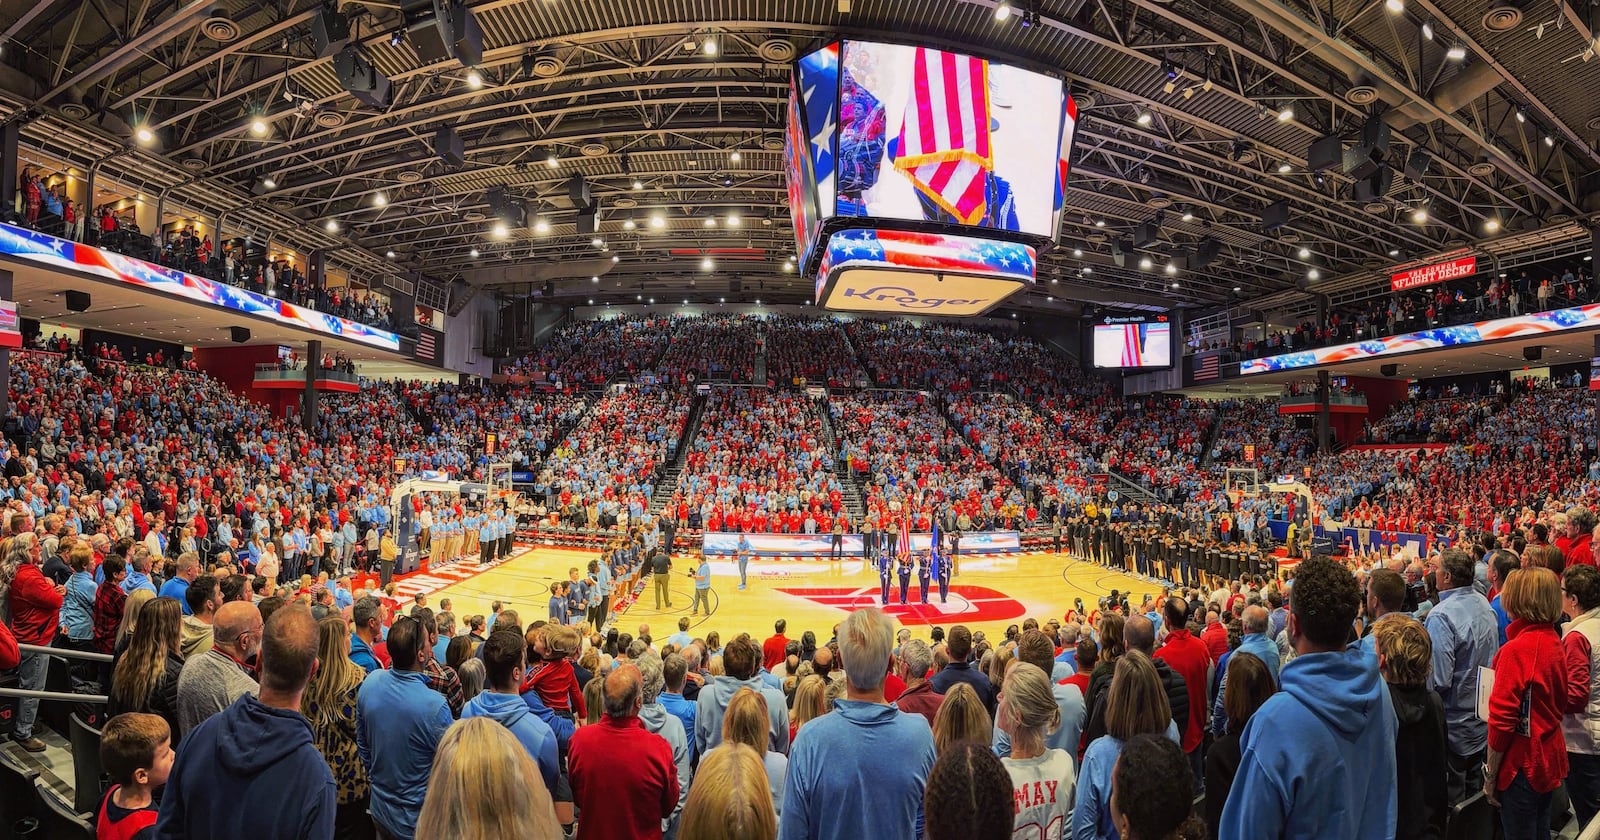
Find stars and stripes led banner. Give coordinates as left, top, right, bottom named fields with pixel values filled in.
left=815, top=228, right=1034, bottom=316
left=0, top=223, right=401, bottom=352
left=1240, top=303, right=1600, bottom=375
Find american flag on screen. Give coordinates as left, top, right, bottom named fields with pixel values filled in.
left=894, top=47, right=994, bottom=225
left=1120, top=324, right=1148, bottom=367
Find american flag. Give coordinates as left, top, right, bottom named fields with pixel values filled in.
left=415, top=328, right=437, bottom=362
left=1120, top=324, right=1147, bottom=367
left=1193, top=351, right=1221, bottom=382
left=894, top=47, right=993, bottom=225
left=897, top=515, right=912, bottom=560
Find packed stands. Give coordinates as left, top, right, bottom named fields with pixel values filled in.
left=656, top=314, right=760, bottom=384
left=533, top=385, right=690, bottom=521
left=499, top=315, right=673, bottom=385
left=764, top=317, right=867, bottom=388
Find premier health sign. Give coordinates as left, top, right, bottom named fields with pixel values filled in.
left=1390, top=255, right=1477, bottom=292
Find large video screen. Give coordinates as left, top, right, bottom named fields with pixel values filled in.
left=832, top=41, right=1067, bottom=237
left=1093, top=315, right=1172, bottom=369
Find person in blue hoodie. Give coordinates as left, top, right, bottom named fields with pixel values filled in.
left=356, top=615, right=451, bottom=840
left=461, top=630, right=560, bottom=792
left=155, top=604, right=335, bottom=839
left=780, top=607, right=936, bottom=840
left=1219, top=555, right=1399, bottom=840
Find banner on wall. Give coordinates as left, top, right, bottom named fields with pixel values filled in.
left=1591, top=357, right=1600, bottom=391
left=0, top=299, right=20, bottom=349
left=1263, top=519, right=1433, bottom=556
left=701, top=531, right=1021, bottom=557
left=1390, top=255, right=1477, bottom=291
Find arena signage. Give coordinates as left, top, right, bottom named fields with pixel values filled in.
left=815, top=229, right=1034, bottom=317
left=1390, top=255, right=1477, bottom=292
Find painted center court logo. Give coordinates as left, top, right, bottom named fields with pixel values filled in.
left=773, top=585, right=1027, bottom=624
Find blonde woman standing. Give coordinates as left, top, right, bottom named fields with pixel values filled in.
left=999, top=662, right=1076, bottom=838
left=716, top=687, right=788, bottom=816
left=302, top=616, right=372, bottom=840
left=416, top=717, right=562, bottom=839
left=788, top=675, right=828, bottom=743
left=680, top=743, right=777, bottom=840
left=932, top=682, right=993, bottom=755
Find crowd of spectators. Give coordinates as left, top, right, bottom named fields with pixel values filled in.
left=501, top=315, right=674, bottom=386
left=656, top=315, right=760, bottom=384
left=532, top=385, right=690, bottom=524
left=764, top=317, right=867, bottom=388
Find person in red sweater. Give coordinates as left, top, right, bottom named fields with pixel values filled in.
left=763, top=619, right=790, bottom=672
left=1154, top=597, right=1212, bottom=784
left=5, top=533, right=64, bottom=751
left=1487, top=567, right=1569, bottom=840
left=0, top=621, right=17, bottom=670
left=1199, top=609, right=1229, bottom=663
left=523, top=625, right=586, bottom=720
left=568, top=663, right=679, bottom=840
left=1565, top=507, right=1597, bottom=570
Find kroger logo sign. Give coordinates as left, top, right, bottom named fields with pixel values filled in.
left=838, top=285, right=985, bottom=310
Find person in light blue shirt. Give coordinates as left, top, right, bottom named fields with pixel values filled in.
left=356, top=617, right=450, bottom=840
left=780, top=608, right=934, bottom=840
left=159, top=554, right=200, bottom=616
left=992, top=629, right=1086, bottom=762
left=1423, top=548, right=1498, bottom=803
left=59, top=551, right=97, bottom=643
left=1211, top=606, right=1282, bottom=734
left=692, top=555, right=712, bottom=616
left=462, top=630, right=561, bottom=793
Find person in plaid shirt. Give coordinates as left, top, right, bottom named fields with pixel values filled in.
left=413, top=608, right=464, bottom=717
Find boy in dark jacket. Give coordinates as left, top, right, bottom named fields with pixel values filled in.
left=1374, top=613, right=1449, bottom=840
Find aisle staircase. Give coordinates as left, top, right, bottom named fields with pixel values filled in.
left=1196, top=407, right=1226, bottom=470
left=649, top=390, right=709, bottom=512
left=840, top=323, right=876, bottom=384
left=815, top=395, right=867, bottom=521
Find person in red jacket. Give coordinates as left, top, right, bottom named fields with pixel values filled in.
left=763, top=619, right=790, bottom=672
left=5, top=533, right=64, bottom=751
left=0, top=621, right=17, bottom=670
left=1565, top=507, right=1597, bottom=570
left=568, top=664, right=679, bottom=840
left=1154, top=596, right=1212, bottom=786
left=1487, top=567, right=1569, bottom=840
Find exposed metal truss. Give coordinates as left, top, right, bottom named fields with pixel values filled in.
left=0, top=0, right=1594, bottom=312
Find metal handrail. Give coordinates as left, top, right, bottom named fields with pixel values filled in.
left=17, top=644, right=112, bottom=663
left=0, top=688, right=107, bottom=704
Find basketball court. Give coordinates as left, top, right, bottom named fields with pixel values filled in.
left=407, top=544, right=1163, bottom=644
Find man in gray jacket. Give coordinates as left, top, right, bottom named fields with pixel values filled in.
left=175, top=601, right=262, bottom=738
left=637, top=651, right=692, bottom=839
left=695, top=635, right=790, bottom=756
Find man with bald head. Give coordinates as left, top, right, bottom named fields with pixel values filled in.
left=568, top=662, right=680, bottom=840
left=174, top=600, right=263, bottom=737
left=155, top=604, right=335, bottom=838
left=1236, top=604, right=1281, bottom=683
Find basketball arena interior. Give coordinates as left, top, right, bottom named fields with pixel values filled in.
left=0, top=1, right=1595, bottom=838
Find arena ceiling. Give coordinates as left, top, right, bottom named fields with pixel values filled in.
left=1, top=0, right=1597, bottom=314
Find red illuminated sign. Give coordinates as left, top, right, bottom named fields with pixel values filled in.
left=1391, top=256, right=1477, bottom=291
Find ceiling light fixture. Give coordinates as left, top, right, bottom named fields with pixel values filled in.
left=1384, top=0, right=1403, bottom=12
left=1277, top=105, right=1294, bottom=122
left=1277, top=162, right=1292, bottom=173
left=249, top=117, right=268, bottom=136
left=372, top=192, right=387, bottom=207
left=469, top=248, right=479, bottom=257
left=650, top=214, right=665, bottom=229
left=623, top=217, right=637, bottom=230
left=534, top=217, right=550, bottom=234
left=633, top=179, right=644, bottom=190
left=1421, top=19, right=1434, bottom=39
left=1307, top=268, right=1320, bottom=280
left=729, top=150, right=742, bottom=163
left=704, top=217, right=717, bottom=227
left=1139, top=257, right=1153, bottom=270
left=702, top=36, right=718, bottom=56
left=1297, top=247, right=1311, bottom=259
left=727, top=213, right=741, bottom=226
left=1544, top=133, right=1555, bottom=147
left=1389, top=248, right=1400, bottom=257
left=1094, top=218, right=1106, bottom=227
left=324, top=219, right=339, bottom=232
left=492, top=221, right=508, bottom=237
left=1411, top=206, right=1428, bottom=223
left=1136, top=111, right=1153, bottom=126
left=591, top=237, right=604, bottom=247
left=1181, top=211, right=1194, bottom=222
left=135, top=125, right=154, bottom=144
left=702, top=257, right=714, bottom=270
left=1445, top=44, right=1467, bottom=61
left=1072, top=248, right=1083, bottom=256
left=466, top=69, right=483, bottom=88
left=1515, top=108, right=1526, bottom=123
left=1164, top=263, right=1177, bottom=275
left=1484, top=218, right=1500, bottom=232
left=385, top=250, right=396, bottom=258
left=546, top=154, right=559, bottom=168
left=995, top=1, right=1012, bottom=22
left=262, top=176, right=277, bottom=189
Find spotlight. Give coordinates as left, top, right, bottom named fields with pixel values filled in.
left=1421, top=20, right=1433, bottom=39
left=702, top=257, right=714, bottom=270
left=1515, top=108, right=1526, bottom=123
left=492, top=221, right=508, bottom=237
left=469, top=248, right=479, bottom=257
left=702, top=36, right=718, bottom=56
left=1544, top=134, right=1555, bottom=147
left=390, top=31, right=404, bottom=47
left=1277, top=105, right=1294, bottom=121
left=372, top=192, right=387, bottom=207
left=534, top=217, right=550, bottom=234
left=1445, top=44, right=1466, bottom=61
left=262, top=176, right=277, bottom=189
left=1297, top=247, right=1311, bottom=259
left=650, top=214, right=666, bottom=229
left=1139, top=257, right=1153, bottom=270
left=729, top=150, right=742, bottom=163
left=546, top=153, right=559, bottom=168
left=324, top=219, right=339, bottom=232
left=995, top=1, right=1012, bottom=21
left=1384, top=0, right=1403, bottom=12
left=135, top=125, right=154, bottom=144
left=249, top=117, right=268, bottom=136
left=1136, top=111, right=1153, bottom=126
left=466, top=69, right=483, bottom=89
